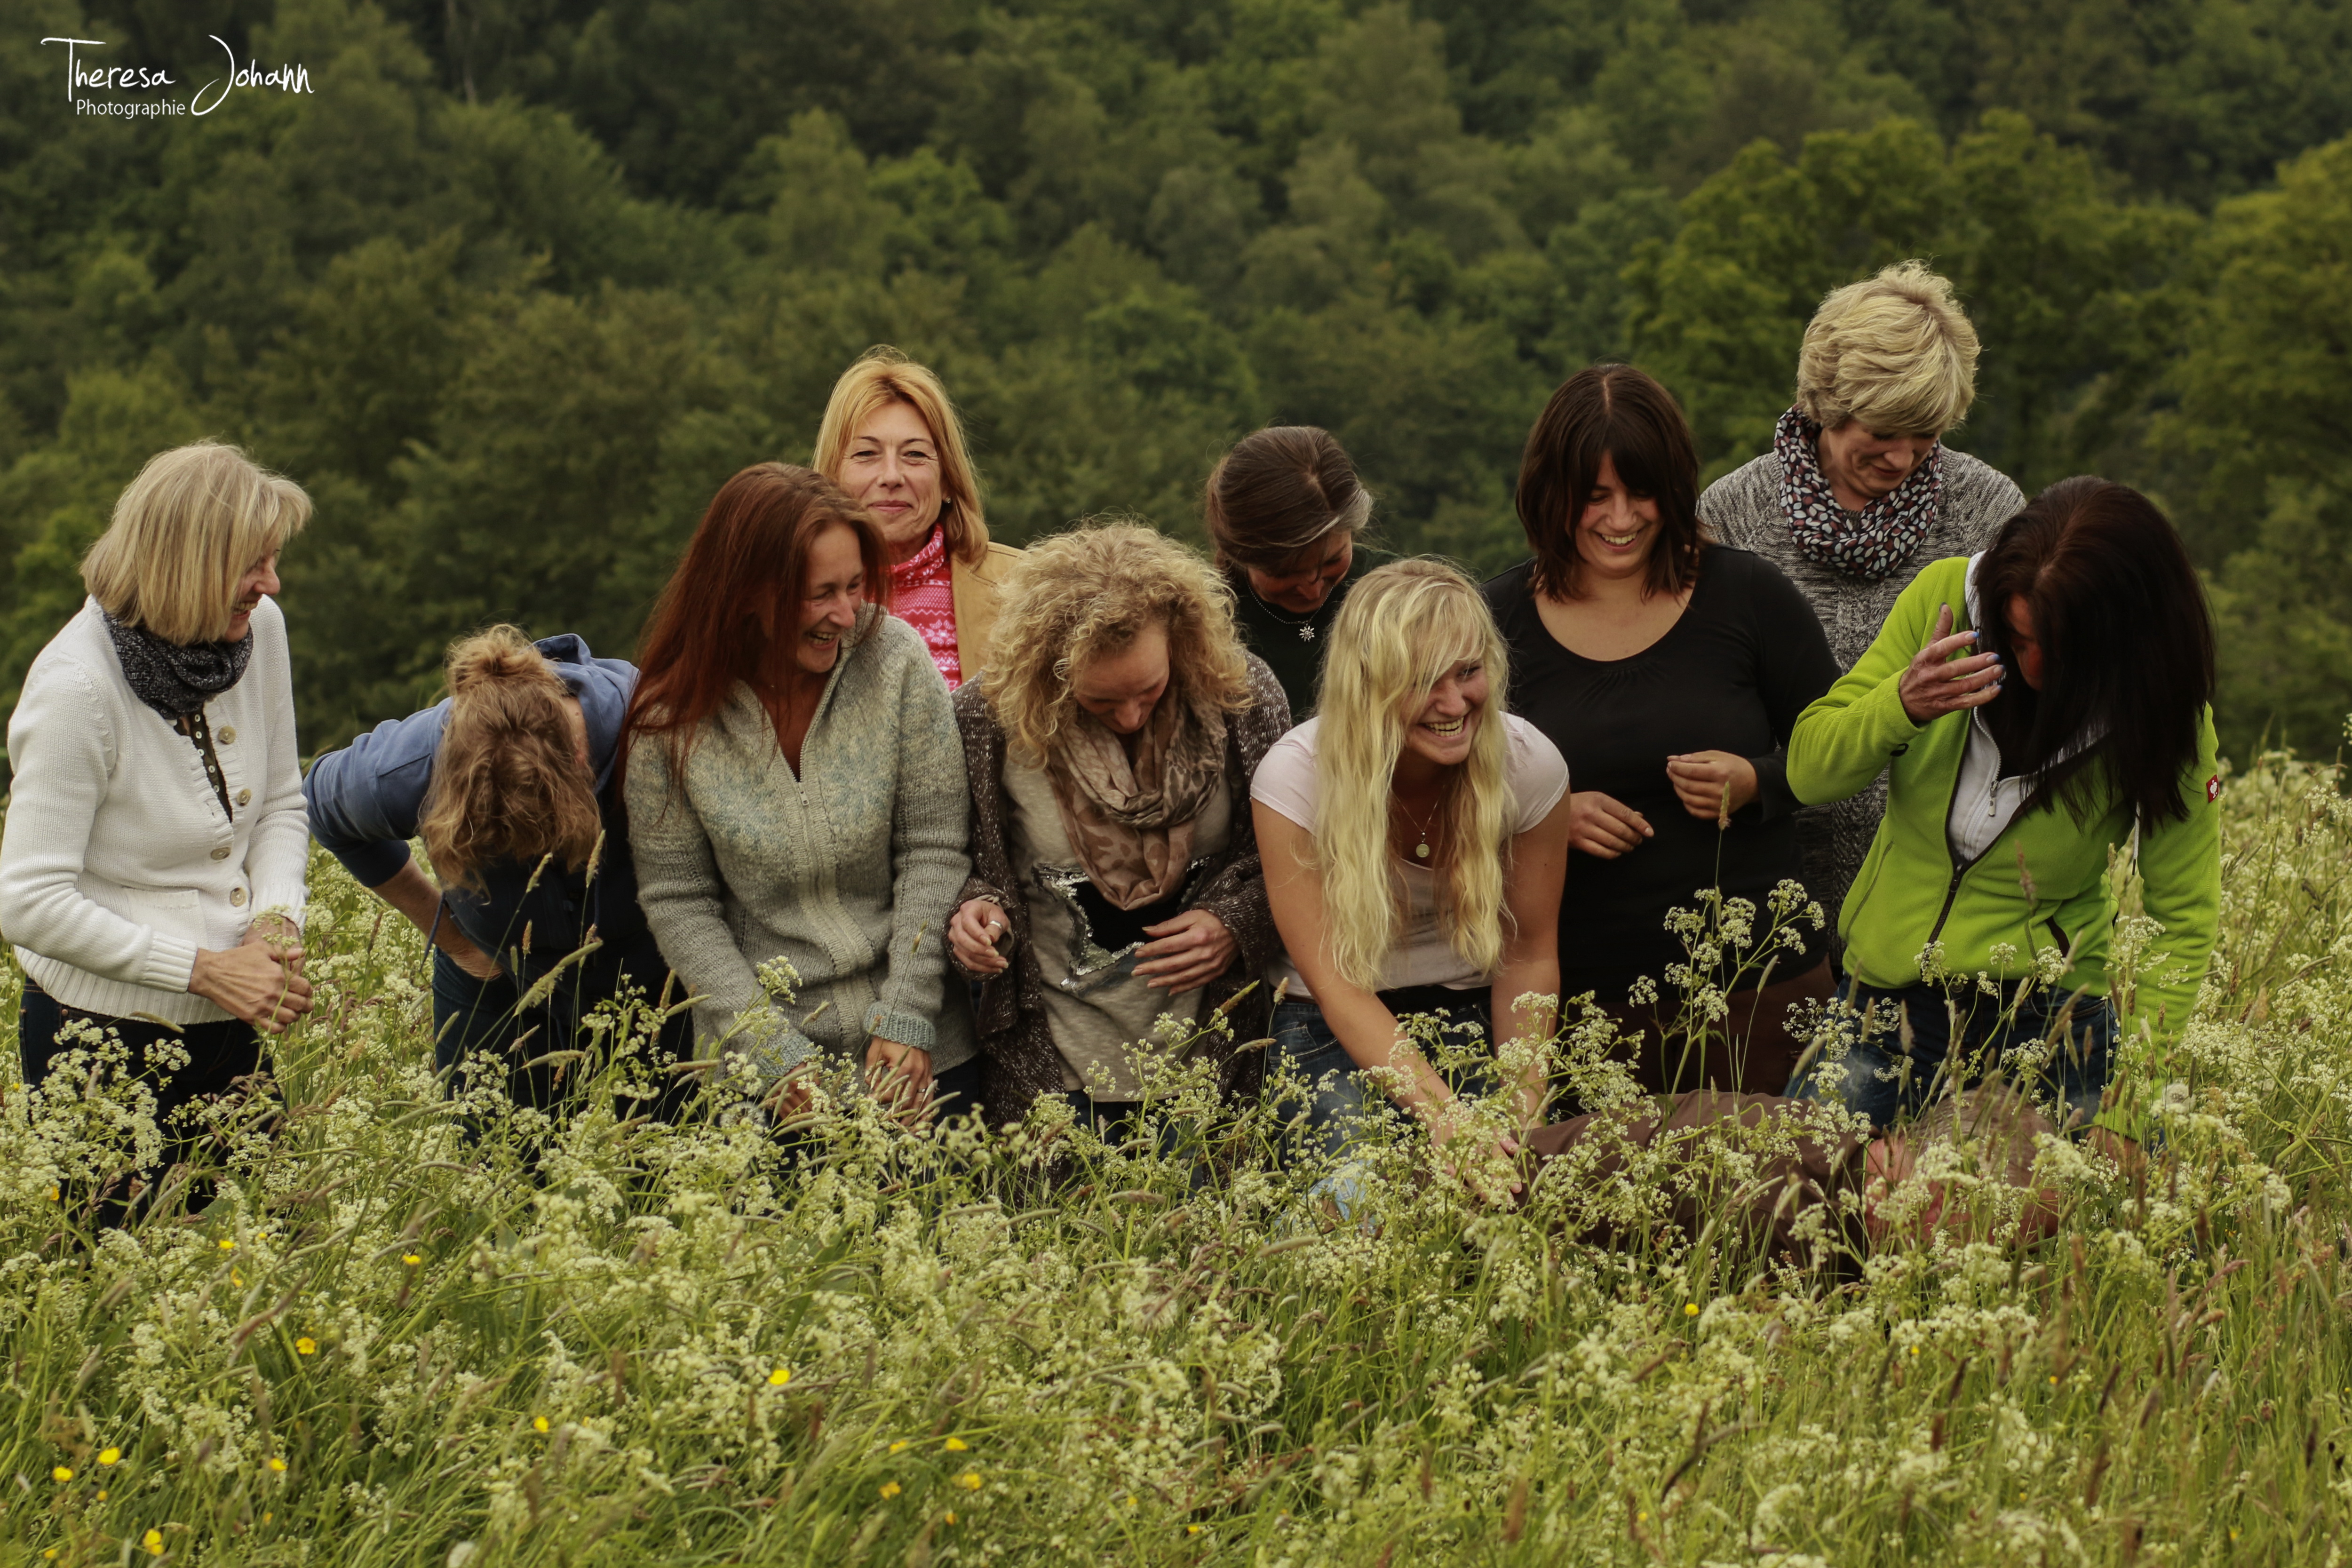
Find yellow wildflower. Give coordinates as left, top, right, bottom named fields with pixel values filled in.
left=532, top=1417, right=550, bottom=1434
left=143, top=1529, right=165, bottom=1555
left=767, top=1367, right=791, bottom=1387
left=268, top=1457, right=287, bottom=1473
left=232, top=1271, right=244, bottom=1288
left=294, top=1337, right=317, bottom=1356
left=889, top=1441, right=909, bottom=1454
left=47, top=1186, right=59, bottom=1202
left=944, top=1511, right=957, bottom=1525
left=954, top=1471, right=981, bottom=1491
left=1187, top=1524, right=1203, bottom=1536
left=52, top=1466, right=72, bottom=1482
left=218, top=1239, right=236, bottom=1252
left=1683, top=1303, right=1699, bottom=1317
left=879, top=1480, right=902, bottom=1500
left=944, top=1436, right=968, bottom=1451
left=98, top=1448, right=121, bottom=1466
left=402, top=1254, right=422, bottom=1266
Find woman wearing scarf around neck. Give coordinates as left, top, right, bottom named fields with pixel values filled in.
left=1, top=442, right=312, bottom=1223
left=945, top=523, right=1290, bottom=1131
left=1699, top=262, right=2024, bottom=940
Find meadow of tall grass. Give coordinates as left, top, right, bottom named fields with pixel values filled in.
left=4, top=743, right=2351, bottom=1566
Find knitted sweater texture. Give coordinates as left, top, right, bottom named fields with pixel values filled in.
left=1698, top=446, right=2023, bottom=926
left=625, top=608, right=974, bottom=1076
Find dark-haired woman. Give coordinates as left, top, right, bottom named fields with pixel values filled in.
left=1482, top=366, right=1841, bottom=1095
left=304, top=626, right=695, bottom=1121
left=1785, top=477, right=2221, bottom=1141
left=624, top=464, right=975, bottom=1109
left=1205, top=426, right=1394, bottom=719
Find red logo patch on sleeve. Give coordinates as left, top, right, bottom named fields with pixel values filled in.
left=2206, top=775, right=2222, bottom=804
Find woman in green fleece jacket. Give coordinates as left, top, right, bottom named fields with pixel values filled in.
left=1785, top=476, right=2220, bottom=1142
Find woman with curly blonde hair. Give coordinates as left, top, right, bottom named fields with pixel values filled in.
left=305, top=624, right=696, bottom=1122
left=1254, top=559, right=1571, bottom=1167
left=945, top=522, right=1291, bottom=1128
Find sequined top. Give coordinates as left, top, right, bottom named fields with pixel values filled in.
left=890, top=525, right=961, bottom=689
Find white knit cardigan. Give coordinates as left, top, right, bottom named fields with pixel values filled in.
left=0, top=596, right=309, bottom=1024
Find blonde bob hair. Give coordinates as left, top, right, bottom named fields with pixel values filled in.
left=978, top=521, right=1253, bottom=762
left=419, top=625, right=602, bottom=893
left=1312, top=559, right=1512, bottom=993
left=1795, top=261, right=1980, bottom=437
left=811, top=345, right=991, bottom=565
left=82, top=441, right=311, bottom=645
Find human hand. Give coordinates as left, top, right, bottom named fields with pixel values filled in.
left=446, top=938, right=504, bottom=983
left=1425, top=1106, right=1525, bottom=1203
left=190, top=942, right=315, bottom=1033
left=865, top=1036, right=935, bottom=1110
left=1665, top=751, right=1759, bottom=824
left=1136, top=907, right=1235, bottom=995
left=1565, top=791, right=1652, bottom=858
left=242, top=913, right=307, bottom=977
left=1898, top=603, right=2002, bottom=725
left=947, top=898, right=1012, bottom=976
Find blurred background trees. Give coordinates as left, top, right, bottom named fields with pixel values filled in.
left=0, top=0, right=2347, bottom=760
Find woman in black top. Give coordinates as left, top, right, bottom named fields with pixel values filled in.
left=1483, top=365, right=1840, bottom=1095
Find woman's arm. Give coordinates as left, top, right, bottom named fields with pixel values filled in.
left=1255, top=802, right=1455, bottom=1116
left=1788, top=564, right=1989, bottom=805
left=244, top=603, right=313, bottom=924
left=2124, top=708, right=2224, bottom=1051
left=871, top=650, right=972, bottom=1054
left=1492, top=792, right=1571, bottom=1126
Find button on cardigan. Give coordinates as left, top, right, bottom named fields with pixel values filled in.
left=625, top=606, right=975, bottom=1078
left=0, top=596, right=309, bottom=1024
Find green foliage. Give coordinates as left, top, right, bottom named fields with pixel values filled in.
left=0, top=0, right=2347, bottom=756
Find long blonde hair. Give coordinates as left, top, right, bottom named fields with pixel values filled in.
left=82, top=442, right=311, bottom=644
left=419, top=626, right=603, bottom=892
left=810, top=346, right=990, bottom=565
left=1313, top=559, right=1513, bottom=992
left=980, top=521, right=1254, bottom=760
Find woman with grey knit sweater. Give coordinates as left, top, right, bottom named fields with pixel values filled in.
left=1697, top=262, right=2025, bottom=932
left=623, top=464, right=975, bottom=1111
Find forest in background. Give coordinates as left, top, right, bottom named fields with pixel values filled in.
left=0, top=0, right=2349, bottom=765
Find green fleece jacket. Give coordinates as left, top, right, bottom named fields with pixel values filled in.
left=1787, top=557, right=2221, bottom=1055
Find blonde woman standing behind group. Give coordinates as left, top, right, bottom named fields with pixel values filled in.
left=1254, top=559, right=1571, bottom=1170
left=814, top=347, right=1021, bottom=689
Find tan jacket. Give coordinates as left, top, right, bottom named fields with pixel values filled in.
left=948, top=538, right=1023, bottom=681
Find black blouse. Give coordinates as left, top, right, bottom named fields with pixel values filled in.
left=1482, top=547, right=1840, bottom=1004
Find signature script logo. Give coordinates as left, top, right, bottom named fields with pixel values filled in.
left=42, top=33, right=312, bottom=118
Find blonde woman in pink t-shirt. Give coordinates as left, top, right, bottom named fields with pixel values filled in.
left=813, top=348, right=1021, bottom=689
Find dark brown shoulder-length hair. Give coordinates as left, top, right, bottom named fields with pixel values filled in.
left=622, top=463, right=890, bottom=788
left=1514, top=364, right=1704, bottom=601
left=1202, top=425, right=1374, bottom=574
left=1974, top=476, right=2215, bottom=828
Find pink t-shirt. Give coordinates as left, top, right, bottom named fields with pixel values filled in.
left=1250, top=715, right=1568, bottom=998
left=890, top=525, right=961, bottom=689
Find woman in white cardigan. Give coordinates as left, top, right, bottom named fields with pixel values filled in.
left=1, top=442, right=314, bottom=1218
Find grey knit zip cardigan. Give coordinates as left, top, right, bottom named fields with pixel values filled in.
left=951, top=655, right=1291, bottom=1125
left=627, top=606, right=974, bottom=1078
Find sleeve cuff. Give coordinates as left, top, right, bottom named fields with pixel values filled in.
left=1750, top=755, right=1794, bottom=821
left=865, top=1004, right=938, bottom=1051
left=147, top=933, right=201, bottom=995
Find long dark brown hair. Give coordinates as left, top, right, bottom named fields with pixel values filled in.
left=1974, top=477, right=2215, bottom=828
left=1514, top=364, right=1704, bottom=600
left=623, top=464, right=889, bottom=788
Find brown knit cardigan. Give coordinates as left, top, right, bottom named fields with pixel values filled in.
left=950, top=655, right=1291, bottom=1125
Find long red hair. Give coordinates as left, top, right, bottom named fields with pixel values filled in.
left=624, top=463, right=890, bottom=787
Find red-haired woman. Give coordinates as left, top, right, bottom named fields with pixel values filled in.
left=624, top=464, right=977, bottom=1108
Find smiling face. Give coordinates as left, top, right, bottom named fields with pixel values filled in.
left=2004, top=594, right=2046, bottom=691
left=1071, top=621, right=1171, bottom=737
left=793, top=524, right=866, bottom=677
left=1245, top=531, right=1354, bottom=616
left=1571, top=454, right=1663, bottom=582
left=1817, top=420, right=1938, bottom=509
left=837, top=400, right=943, bottom=558
left=1399, top=651, right=1489, bottom=771
left=223, top=551, right=281, bottom=642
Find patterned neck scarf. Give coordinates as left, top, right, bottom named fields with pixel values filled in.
left=103, top=608, right=253, bottom=719
left=1773, top=406, right=1944, bottom=581
left=1044, top=691, right=1227, bottom=911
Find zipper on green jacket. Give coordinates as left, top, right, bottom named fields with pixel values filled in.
left=1923, top=757, right=1994, bottom=953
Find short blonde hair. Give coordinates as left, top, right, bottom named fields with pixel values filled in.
left=811, top=346, right=990, bottom=565
left=978, top=521, right=1253, bottom=763
left=1795, top=261, right=1980, bottom=437
left=1313, top=560, right=1512, bottom=992
left=82, top=442, right=310, bottom=645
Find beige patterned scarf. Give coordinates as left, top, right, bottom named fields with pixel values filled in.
left=1044, top=693, right=1227, bottom=910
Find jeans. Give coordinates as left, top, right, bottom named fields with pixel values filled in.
left=19, top=980, right=269, bottom=1225
left=1786, top=976, right=2116, bottom=1134
left=1268, top=990, right=1495, bottom=1162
